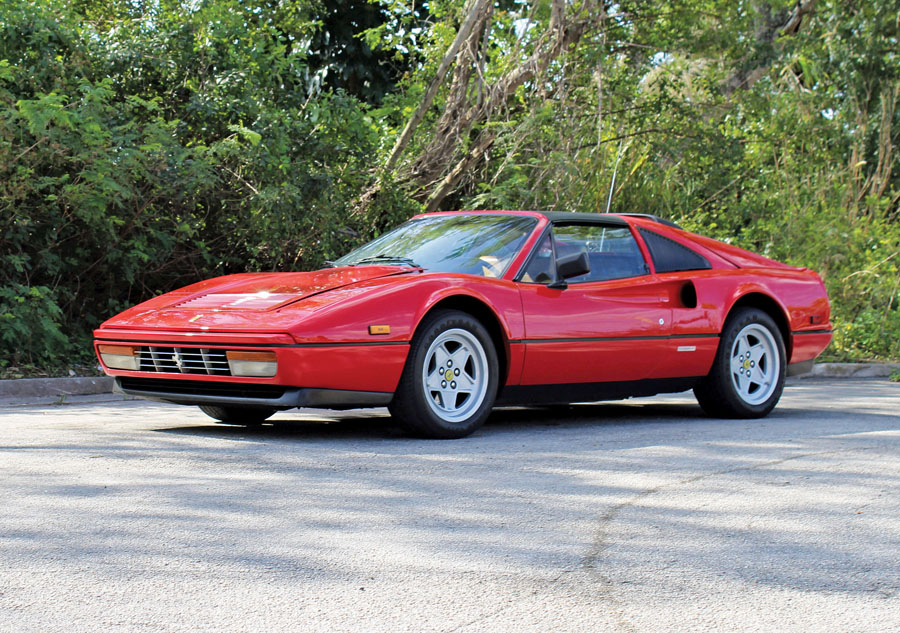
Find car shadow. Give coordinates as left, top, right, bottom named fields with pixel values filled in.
left=488, top=400, right=704, bottom=429
left=155, top=410, right=404, bottom=441
left=153, top=398, right=729, bottom=441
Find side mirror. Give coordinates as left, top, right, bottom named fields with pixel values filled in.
left=548, top=250, right=590, bottom=289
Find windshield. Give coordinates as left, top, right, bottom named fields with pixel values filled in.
left=334, top=214, right=538, bottom=277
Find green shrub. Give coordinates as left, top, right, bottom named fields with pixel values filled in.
left=0, top=284, right=69, bottom=367
left=0, top=0, right=385, bottom=367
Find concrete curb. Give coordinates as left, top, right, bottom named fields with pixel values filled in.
left=0, top=376, right=114, bottom=399
left=794, top=362, right=900, bottom=379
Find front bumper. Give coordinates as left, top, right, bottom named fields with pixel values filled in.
left=94, top=329, right=410, bottom=395
left=115, top=377, right=392, bottom=410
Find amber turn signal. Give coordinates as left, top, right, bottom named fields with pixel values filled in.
left=368, top=325, right=391, bottom=335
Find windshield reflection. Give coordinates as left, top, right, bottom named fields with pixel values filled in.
left=334, top=214, right=538, bottom=277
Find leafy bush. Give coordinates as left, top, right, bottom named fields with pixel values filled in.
left=0, top=284, right=69, bottom=366
left=0, top=0, right=383, bottom=367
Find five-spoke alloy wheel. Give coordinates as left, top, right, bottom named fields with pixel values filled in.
left=729, top=322, right=780, bottom=406
left=421, top=328, right=491, bottom=424
left=694, top=308, right=786, bottom=418
left=390, top=310, right=499, bottom=438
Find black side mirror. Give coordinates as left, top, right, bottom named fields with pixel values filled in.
left=548, top=250, right=590, bottom=289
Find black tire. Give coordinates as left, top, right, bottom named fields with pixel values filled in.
left=198, top=405, right=276, bottom=426
left=389, top=310, right=499, bottom=439
left=694, top=307, right=786, bottom=418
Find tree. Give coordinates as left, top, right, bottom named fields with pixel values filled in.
left=362, top=0, right=899, bottom=358
left=358, top=0, right=604, bottom=216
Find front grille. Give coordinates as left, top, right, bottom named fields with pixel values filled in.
left=137, top=346, right=231, bottom=376
left=119, top=377, right=286, bottom=399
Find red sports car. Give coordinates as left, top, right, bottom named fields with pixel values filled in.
left=94, top=211, right=832, bottom=438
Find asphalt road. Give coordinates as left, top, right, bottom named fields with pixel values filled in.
left=1, top=379, right=899, bottom=633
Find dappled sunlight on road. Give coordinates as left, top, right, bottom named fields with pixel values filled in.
left=1, top=379, right=898, bottom=632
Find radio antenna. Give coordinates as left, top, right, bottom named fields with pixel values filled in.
left=604, top=139, right=627, bottom=214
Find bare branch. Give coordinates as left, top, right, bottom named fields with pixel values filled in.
left=724, top=0, right=819, bottom=94
left=424, top=131, right=497, bottom=213
left=381, top=0, right=493, bottom=175
left=409, top=0, right=603, bottom=202
left=781, top=0, right=818, bottom=36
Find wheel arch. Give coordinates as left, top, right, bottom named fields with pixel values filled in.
left=726, top=292, right=792, bottom=360
left=414, top=295, right=510, bottom=386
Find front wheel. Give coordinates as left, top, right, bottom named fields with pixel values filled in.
left=199, top=405, right=276, bottom=426
left=694, top=308, right=786, bottom=418
left=390, top=310, right=499, bottom=439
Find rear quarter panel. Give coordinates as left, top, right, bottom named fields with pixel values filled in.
left=689, top=268, right=832, bottom=363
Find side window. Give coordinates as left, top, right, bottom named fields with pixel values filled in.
left=558, top=225, right=649, bottom=282
left=638, top=228, right=711, bottom=273
left=520, top=224, right=649, bottom=284
left=521, top=232, right=554, bottom=284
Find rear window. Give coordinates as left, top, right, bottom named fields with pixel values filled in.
left=638, top=228, right=711, bottom=273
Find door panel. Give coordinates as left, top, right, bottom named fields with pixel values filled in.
left=518, top=277, right=672, bottom=384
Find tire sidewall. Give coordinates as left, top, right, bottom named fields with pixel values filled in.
left=715, top=308, right=786, bottom=417
left=396, top=310, right=499, bottom=438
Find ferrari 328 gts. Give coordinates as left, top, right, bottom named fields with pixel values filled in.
left=94, top=211, right=832, bottom=438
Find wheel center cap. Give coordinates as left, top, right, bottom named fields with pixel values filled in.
left=743, top=359, right=751, bottom=370
left=445, top=369, right=454, bottom=381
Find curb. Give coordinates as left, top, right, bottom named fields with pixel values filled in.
left=793, top=362, right=900, bottom=379
left=0, top=376, right=114, bottom=399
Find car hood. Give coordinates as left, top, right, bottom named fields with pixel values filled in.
left=163, top=267, right=408, bottom=311
left=100, top=266, right=414, bottom=331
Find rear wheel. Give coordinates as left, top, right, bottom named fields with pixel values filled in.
left=390, top=310, right=499, bottom=439
left=199, top=405, right=276, bottom=426
left=694, top=308, right=786, bottom=418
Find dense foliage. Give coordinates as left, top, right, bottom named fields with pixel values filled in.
left=1, top=0, right=897, bottom=369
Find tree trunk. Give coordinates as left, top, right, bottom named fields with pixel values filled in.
left=724, top=0, right=819, bottom=94
left=356, top=0, right=602, bottom=217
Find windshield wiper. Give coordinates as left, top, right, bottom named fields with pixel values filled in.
left=351, top=254, right=421, bottom=268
